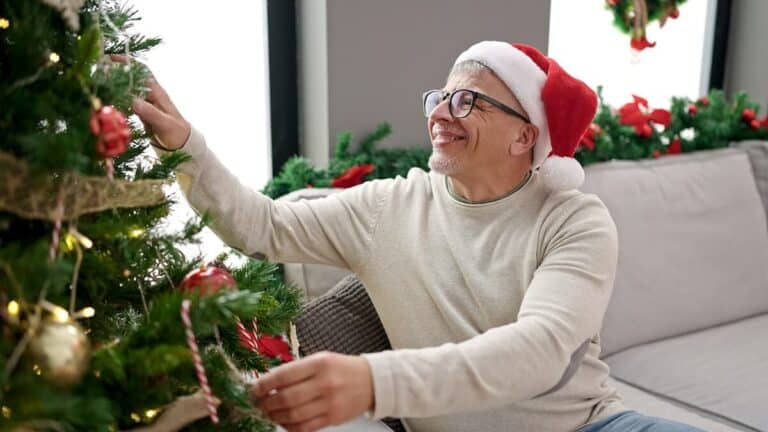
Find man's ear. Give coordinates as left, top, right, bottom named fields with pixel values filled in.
left=509, top=124, right=539, bottom=156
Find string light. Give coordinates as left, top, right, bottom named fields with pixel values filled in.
left=7, top=300, right=19, bottom=317
left=48, top=52, right=60, bottom=64
left=71, top=229, right=93, bottom=249
left=1, top=406, right=10, bottom=418
left=144, top=409, right=159, bottom=420
left=130, top=413, right=141, bottom=422
left=128, top=228, right=145, bottom=238
left=32, top=364, right=42, bottom=375
left=0, top=18, right=9, bottom=29
left=75, top=306, right=95, bottom=319
left=51, top=305, right=70, bottom=322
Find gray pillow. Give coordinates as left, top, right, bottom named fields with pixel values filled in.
left=296, top=274, right=391, bottom=356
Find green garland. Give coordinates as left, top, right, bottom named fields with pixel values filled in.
left=576, top=87, right=768, bottom=165
left=262, top=123, right=430, bottom=198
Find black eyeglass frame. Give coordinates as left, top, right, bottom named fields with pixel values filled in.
left=422, top=88, right=531, bottom=123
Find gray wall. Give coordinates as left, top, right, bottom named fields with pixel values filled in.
left=297, top=0, right=551, bottom=165
left=725, top=0, right=768, bottom=107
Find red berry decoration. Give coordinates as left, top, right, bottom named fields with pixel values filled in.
left=750, top=119, right=761, bottom=130
left=669, top=8, right=680, bottom=19
left=179, top=266, right=237, bottom=296
left=687, top=104, right=698, bottom=116
left=90, top=105, right=130, bottom=159
left=698, top=96, right=710, bottom=106
left=742, top=108, right=757, bottom=122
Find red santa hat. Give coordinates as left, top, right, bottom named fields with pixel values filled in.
left=454, top=41, right=597, bottom=190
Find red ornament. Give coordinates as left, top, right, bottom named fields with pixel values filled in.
left=698, top=96, right=710, bottom=106
left=652, top=149, right=662, bottom=159
left=669, top=8, right=680, bottom=19
left=750, top=119, right=761, bottom=130
left=256, top=335, right=293, bottom=362
left=179, top=266, right=237, bottom=296
left=331, top=164, right=375, bottom=188
left=606, top=0, right=618, bottom=5
left=667, top=138, right=683, bottom=155
left=742, top=108, right=757, bottom=122
left=687, top=104, right=698, bottom=116
left=631, top=35, right=656, bottom=51
left=90, top=105, right=130, bottom=158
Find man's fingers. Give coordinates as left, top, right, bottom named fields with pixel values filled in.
left=251, top=358, right=320, bottom=399
left=144, top=78, right=181, bottom=117
left=267, top=397, right=326, bottom=425
left=132, top=98, right=172, bottom=133
left=259, top=378, right=323, bottom=413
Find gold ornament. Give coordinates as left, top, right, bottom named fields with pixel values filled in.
left=27, top=319, right=90, bottom=386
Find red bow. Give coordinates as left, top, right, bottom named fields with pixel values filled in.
left=331, top=164, right=375, bottom=188
left=618, top=95, right=670, bottom=138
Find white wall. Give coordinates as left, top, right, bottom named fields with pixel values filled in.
left=298, top=0, right=552, bottom=163
left=549, top=0, right=715, bottom=109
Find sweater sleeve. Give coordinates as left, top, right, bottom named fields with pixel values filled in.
left=362, top=195, right=618, bottom=418
left=164, top=128, right=388, bottom=271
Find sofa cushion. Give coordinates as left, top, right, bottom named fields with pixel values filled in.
left=733, top=140, right=768, bottom=221
left=604, top=313, right=768, bottom=431
left=581, top=148, right=768, bottom=356
left=609, top=378, right=749, bottom=432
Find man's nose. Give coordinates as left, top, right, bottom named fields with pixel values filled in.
left=429, top=98, right=453, bottom=123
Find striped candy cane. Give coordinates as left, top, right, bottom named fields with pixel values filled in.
left=180, top=299, right=219, bottom=424
left=235, top=318, right=261, bottom=378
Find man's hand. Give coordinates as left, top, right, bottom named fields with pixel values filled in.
left=110, top=55, right=191, bottom=150
left=251, top=352, right=375, bottom=432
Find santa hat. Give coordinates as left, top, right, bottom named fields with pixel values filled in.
left=454, top=41, right=597, bottom=190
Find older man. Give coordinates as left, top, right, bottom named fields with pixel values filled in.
left=133, top=42, right=702, bottom=432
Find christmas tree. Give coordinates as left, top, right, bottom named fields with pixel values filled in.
left=0, top=1, right=300, bottom=430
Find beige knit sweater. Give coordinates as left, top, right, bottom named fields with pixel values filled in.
left=172, top=129, right=626, bottom=432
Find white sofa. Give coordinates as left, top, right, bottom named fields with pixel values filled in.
left=285, top=142, right=768, bottom=432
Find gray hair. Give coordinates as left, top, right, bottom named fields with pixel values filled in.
left=449, top=60, right=495, bottom=79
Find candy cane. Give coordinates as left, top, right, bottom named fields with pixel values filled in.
left=235, top=318, right=261, bottom=378
left=180, top=300, right=219, bottom=424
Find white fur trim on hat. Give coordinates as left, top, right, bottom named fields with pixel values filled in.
left=454, top=41, right=551, bottom=171
left=539, top=155, right=585, bottom=191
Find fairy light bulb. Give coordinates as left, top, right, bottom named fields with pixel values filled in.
left=0, top=18, right=9, bottom=29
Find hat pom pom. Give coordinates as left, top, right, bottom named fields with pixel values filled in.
left=539, top=156, right=584, bottom=191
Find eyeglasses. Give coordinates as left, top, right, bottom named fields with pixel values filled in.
left=422, top=88, right=530, bottom=123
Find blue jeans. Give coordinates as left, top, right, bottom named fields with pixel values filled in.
left=577, top=411, right=706, bottom=432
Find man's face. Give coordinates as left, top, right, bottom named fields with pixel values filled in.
left=427, top=70, right=529, bottom=177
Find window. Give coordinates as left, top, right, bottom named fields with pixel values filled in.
left=548, top=0, right=717, bottom=109
left=130, top=0, right=271, bottom=259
